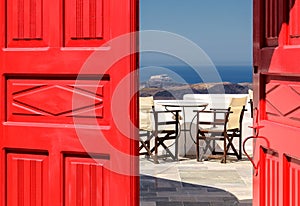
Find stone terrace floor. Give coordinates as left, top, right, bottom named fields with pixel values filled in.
left=140, top=156, right=253, bottom=206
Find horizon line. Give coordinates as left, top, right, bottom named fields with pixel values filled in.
left=140, top=64, right=253, bottom=67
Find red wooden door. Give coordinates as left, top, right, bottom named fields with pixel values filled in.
left=0, top=0, right=139, bottom=205
left=253, top=0, right=300, bottom=205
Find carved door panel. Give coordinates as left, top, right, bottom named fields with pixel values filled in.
left=253, top=0, right=300, bottom=205
left=0, top=0, right=138, bottom=205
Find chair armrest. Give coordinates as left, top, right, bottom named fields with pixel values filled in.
left=211, top=107, right=247, bottom=112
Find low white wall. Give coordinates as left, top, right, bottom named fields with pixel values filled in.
left=153, top=94, right=253, bottom=158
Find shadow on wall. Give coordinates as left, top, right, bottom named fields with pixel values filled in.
left=140, top=175, right=252, bottom=206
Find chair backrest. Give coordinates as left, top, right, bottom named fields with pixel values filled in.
left=139, top=96, right=154, bottom=131
left=248, top=89, right=254, bottom=118
left=248, top=89, right=253, bottom=100
left=227, top=97, right=247, bottom=130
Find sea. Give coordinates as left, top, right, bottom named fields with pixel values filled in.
left=139, top=65, right=252, bottom=84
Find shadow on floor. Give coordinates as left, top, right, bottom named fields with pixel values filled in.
left=140, top=175, right=252, bottom=206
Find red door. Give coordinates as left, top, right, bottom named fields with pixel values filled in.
left=0, top=0, right=139, bottom=205
left=253, top=0, right=300, bottom=205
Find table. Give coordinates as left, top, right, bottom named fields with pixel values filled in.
left=157, top=100, right=208, bottom=156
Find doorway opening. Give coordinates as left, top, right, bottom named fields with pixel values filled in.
left=139, top=1, right=253, bottom=205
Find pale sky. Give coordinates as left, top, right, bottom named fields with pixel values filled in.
left=140, top=0, right=253, bottom=66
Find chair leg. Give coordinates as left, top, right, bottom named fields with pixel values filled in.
left=225, top=132, right=241, bottom=160
left=159, top=140, right=177, bottom=160
left=212, top=139, right=216, bottom=154
left=196, top=137, right=200, bottom=161
left=226, top=138, right=240, bottom=159
left=197, top=137, right=213, bottom=162
left=204, top=139, right=214, bottom=155
left=174, top=137, right=179, bottom=161
left=140, top=140, right=159, bottom=164
left=153, top=128, right=159, bottom=162
left=222, top=135, right=227, bottom=163
left=238, top=135, right=242, bottom=159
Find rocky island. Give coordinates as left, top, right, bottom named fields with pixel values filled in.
left=140, top=74, right=252, bottom=100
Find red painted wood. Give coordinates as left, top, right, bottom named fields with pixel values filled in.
left=7, top=79, right=109, bottom=124
left=64, top=156, right=105, bottom=206
left=260, top=148, right=279, bottom=206
left=253, top=0, right=300, bottom=205
left=7, top=0, right=48, bottom=47
left=289, top=0, right=300, bottom=44
left=0, top=0, right=139, bottom=205
left=284, top=157, right=300, bottom=206
left=64, top=0, right=105, bottom=47
left=7, top=153, right=48, bottom=206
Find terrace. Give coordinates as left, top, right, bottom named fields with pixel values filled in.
left=140, top=156, right=252, bottom=205
left=139, top=93, right=254, bottom=205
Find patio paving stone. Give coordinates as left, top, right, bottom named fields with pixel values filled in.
left=140, top=156, right=252, bottom=205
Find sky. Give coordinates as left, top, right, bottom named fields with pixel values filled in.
left=140, top=0, right=253, bottom=66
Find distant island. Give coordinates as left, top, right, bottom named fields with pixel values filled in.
left=140, top=74, right=252, bottom=100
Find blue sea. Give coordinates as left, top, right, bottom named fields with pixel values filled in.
left=139, top=65, right=252, bottom=84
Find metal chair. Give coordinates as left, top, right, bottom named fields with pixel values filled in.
left=139, top=96, right=181, bottom=163
left=194, top=97, right=247, bottom=163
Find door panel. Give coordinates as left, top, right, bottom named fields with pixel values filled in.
left=7, top=0, right=49, bottom=47
left=264, top=75, right=300, bottom=127
left=253, top=0, right=300, bottom=205
left=284, top=156, right=300, bottom=206
left=259, top=148, right=279, bottom=206
left=6, top=78, right=110, bottom=124
left=0, top=0, right=138, bottom=205
left=289, top=0, right=300, bottom=45
left=64, top=0, right=108, bottom=47
left=7, top=153, right=49, bottom=206
left=64, top=155, right=108, bottom=206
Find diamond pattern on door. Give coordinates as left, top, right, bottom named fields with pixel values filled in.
left=7, top=79, right=109, bottom=124
left=265, top=80, right=300, bottom=126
